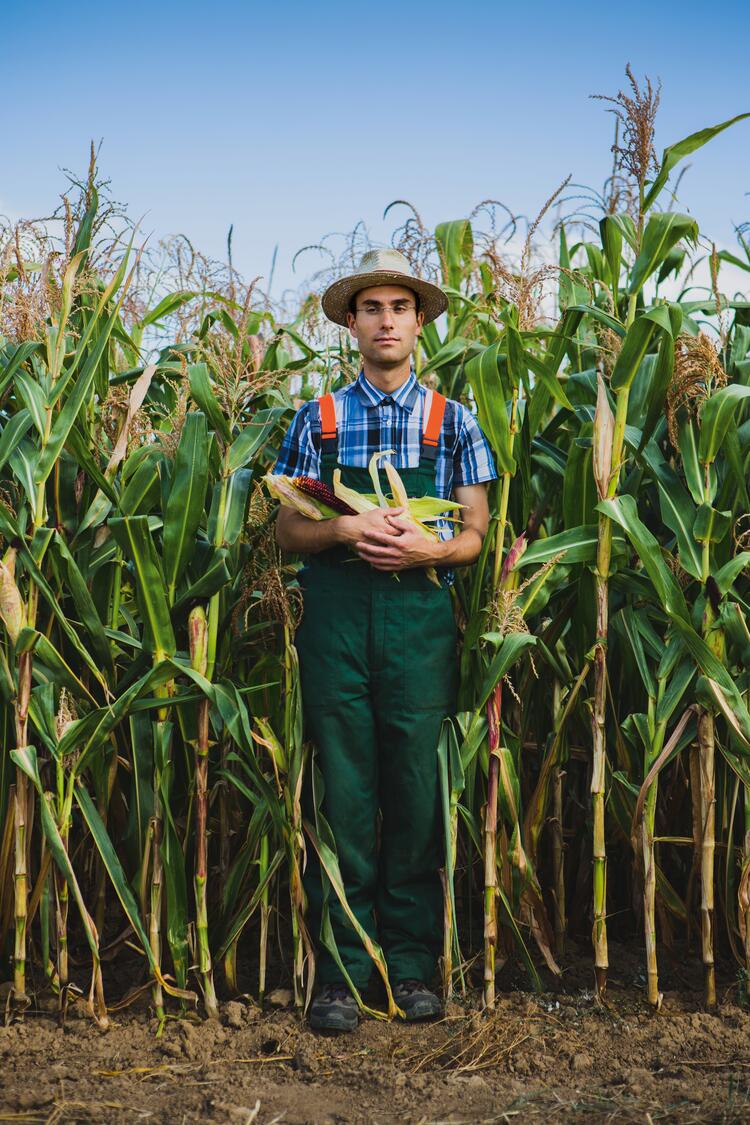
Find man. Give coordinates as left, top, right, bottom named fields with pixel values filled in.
left=273, top=249, right=496, bottom=1032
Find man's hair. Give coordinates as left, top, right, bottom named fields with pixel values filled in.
left=348, top=288, right=421, bottom=317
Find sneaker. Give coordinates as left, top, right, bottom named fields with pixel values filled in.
left=393, top=979, right=442, bottom=1021
left=309, top=983, right=359, bottom=1033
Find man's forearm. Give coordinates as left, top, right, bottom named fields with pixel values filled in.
left=432, top=526, right=485, bottom=568
left=275, top=509, right=347, bottom=553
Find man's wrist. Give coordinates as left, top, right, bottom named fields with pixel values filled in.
left=330, top=515, right=353, bottom=547
left=431, top=536, right=451, bottom=566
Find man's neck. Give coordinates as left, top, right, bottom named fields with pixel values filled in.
left=360, top=358, right=413, bottom=395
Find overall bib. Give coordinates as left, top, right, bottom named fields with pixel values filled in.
left=296, top=391, right=458, bottom=988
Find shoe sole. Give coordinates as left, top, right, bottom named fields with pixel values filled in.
left=309, top=1012, right=359, bottom=1033
left=398, top=1000, right=443, bottom=1021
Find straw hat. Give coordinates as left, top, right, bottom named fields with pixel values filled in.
left=321, top=249, right=448, bottom=327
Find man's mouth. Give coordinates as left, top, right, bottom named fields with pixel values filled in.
left=375, top=337, right=399, bottom=343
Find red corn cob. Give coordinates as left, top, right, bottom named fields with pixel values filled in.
left=294, top=476, right=356, bottom=515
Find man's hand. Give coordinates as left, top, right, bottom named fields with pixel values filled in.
left=355, top=482, right=491, bottom=572
left=276, top=503, right=405, bottom=554
left=275, top=482, right=490, bottom=570
left=356, top=514, right=444, bottom=571
left=336, top=507, right=405, bottom=551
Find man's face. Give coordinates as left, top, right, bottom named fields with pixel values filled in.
left=346, top=283, right=424, bottom=368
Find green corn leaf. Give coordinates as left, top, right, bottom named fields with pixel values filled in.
left=0, top=410, right=33, bottom=474
left=643, top=113, right=750, bottom=212
left=628, top=213, right=698, bottom=295
left=420, top=337, right=473, bottom=375
left=636, top=330, right=676, bottom=451
left=698, top=384, right=750, bottom=466
left=119, top=451, right=163, bottom=515
left=715, top=553, right=750, bottom=596
left=525, top=352, right=574, bottom=412
left=216, top=847, right=285, bottom=959
left=155, top=720, right=190, bottom=990
left=173, top=548, right=232, bottom=609
left=611, top=306, right=678, bottom=391
left=0, top=341, right=43, bottom=399
left=136, top=289, right=198, bottom=331
left=163, top=412, right=209, bottom=602
left=74, top=784, right=158, bottom=977
left=637, top=446, right=702, bottom=579
left=600, top=215, right=623, bottom=291
left=611, top=316, right=659, bottom=392
left=188, top=363, right=231, bottom=441
left=693, top=503, right=731, bottom=546
left=566, top=304, right=625, bottom=338
left=65, top=424, right=120, bottom=506
left=11, top=746, right=103, bottom=973
left=477, top=633, right=537, bottom=710
left=656, top=659, right=695, bottom=726
left=600, top=497, right=750, bottom=745
left=10, top=441, right=38, bottom=516
left=598, top=495, right=690, bottom=622
left=678, top=419, right=706, bottom=505
left=515, top=524, right=599, bottom=568
left=51, top=531, right=114, bottom=675
left=0, top=506, right=108, bottom=688
left=15, top=628, right=97, bottom=703
left=618, top=606, right=656, bottom=700
left=228, top=407, right=286, bottom=472
left=36, top=297, right=126, bottom=486
left=465, top=342, right=515, bottom=474
left=14, top=369, right=46, bottom=435
left=208, top=468, right=253, bottom=547
left=435, top=219, right=474, bottom=294
left=109, top=516, right=176, bottom=658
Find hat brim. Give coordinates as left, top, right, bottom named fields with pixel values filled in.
left=321, top=270, right=448, bottom=328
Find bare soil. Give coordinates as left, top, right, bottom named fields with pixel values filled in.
left=2, top=941, right=749, bottom=1124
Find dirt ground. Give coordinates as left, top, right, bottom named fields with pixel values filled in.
left=2, top=941, right=750, bottom=1124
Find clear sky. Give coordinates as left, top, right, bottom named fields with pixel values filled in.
left=3, top=0, right=749, bottom=299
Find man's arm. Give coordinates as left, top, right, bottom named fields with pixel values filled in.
left=354, top=483, right=490, bottom=571
left=275, top=504, right=406, bottom=554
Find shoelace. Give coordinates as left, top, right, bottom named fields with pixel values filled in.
left=322, top=984, right=352, bottom=1002
left=395, top=979, right=428, bottom=995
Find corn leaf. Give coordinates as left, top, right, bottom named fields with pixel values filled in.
left=109, top=516, right=175, bottom=658
left=163, top=412, right=209, bottom=601
left=643, top=113, right=750, bottom=211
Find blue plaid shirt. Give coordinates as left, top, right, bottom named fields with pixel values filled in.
left=272, top=370, right=497, bottom=542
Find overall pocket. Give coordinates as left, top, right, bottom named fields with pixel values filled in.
left=403, top=588, right=458, bottom=712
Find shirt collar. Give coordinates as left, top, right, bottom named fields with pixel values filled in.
left=353, top=369, right=420, bottom=414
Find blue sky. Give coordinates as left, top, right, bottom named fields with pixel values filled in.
left=4, top=0, right=749, bottom=299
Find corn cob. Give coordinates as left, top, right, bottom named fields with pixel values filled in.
left=294, top=476, right=356, bottom=515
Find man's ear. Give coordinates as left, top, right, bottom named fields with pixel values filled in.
left=346, top=312, right=358, bottom=337
left=415, top=310, right=425, bottom=336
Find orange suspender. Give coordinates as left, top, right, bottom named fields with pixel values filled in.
left=319, top=393, right=337, bottom=440
left=422, top=390, right=446, bottom=448
left=317, top=389, right=446, bottom=448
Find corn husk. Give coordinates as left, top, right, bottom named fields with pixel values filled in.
left=267, top=456, right=462, bottom=588
left=593, top=373, right=615, bottom=501
left=331, top=471, right=379, bottom=514
left=264, top=473, right=329, bottom=520
left=0, top=549, right=25, bottom=644
left=188, top=605, right=208, bottom=676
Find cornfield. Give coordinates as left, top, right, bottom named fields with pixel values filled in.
left=2, top=75, right=750, bottom=1029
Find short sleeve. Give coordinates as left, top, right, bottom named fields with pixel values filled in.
left=271, top=402, right=319, bottom=479
left=453, top=405, right=498, bottom=487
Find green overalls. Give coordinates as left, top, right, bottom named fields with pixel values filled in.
left=296, top=395, right=458, bottom=988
